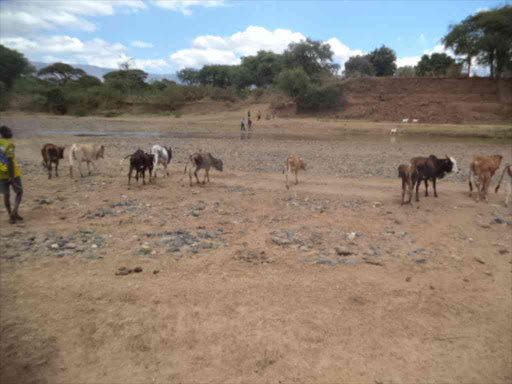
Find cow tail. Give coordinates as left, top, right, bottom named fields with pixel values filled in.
left=468, top=164, right=473, bottom=191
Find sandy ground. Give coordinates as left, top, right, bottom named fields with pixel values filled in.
left=1, top=113, right=511, bottom=384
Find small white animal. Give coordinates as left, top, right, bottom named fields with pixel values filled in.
left=390, top=128, right=398, bottom=134
left=402, top=118, right=409, bottom=123
left=412, top=119, right=419, bottom=123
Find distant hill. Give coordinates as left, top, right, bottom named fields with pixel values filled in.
left=31, top=62, right=179, bottom=83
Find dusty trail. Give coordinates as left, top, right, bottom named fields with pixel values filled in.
left=0, top=115, right=511, bottom=384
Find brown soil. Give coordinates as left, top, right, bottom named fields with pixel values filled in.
left=1, top=114, right=511, bottom=384
left=309, top=77, right=512, bottom=125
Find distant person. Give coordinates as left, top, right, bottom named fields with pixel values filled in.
left=240, top=118, right=246, bottom=132
left=247, top=110, right=251, bottom=119
left=257, top=110, right=261, bottom=121
left=248, top=118, right=253, bottom=131
left=0, top=126, right=23, bottom=224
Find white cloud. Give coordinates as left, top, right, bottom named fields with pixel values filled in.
left=131, top=40, right=154, bottom=48
left=151, top=0, right=225, bottom=15
left=327, top=38, right=364, bottom=66
left=0, top=35, right=170, bottom=72
left=0, top=0, right=146, bottom=35
left=396, top=56, right=421, bottom=67
left=171, top=48, right=239, bottom=68
left=170, top=26, right=306, bottom=69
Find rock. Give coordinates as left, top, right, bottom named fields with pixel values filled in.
left=493, top=218, right=505, bottom=224
left=346, top=232, right=356, bottom=241
left=159, top=236, right=173, bottom=245
left=499, top=249, right=509, bottom=255
left=91, top=244, right=98, bottom=249
left=406, top=276, right=412, bottom=282
left=167, top=246, right=180, bottom=253
left=316, top=259, right=335, bottom=266
left=191, top=211, right=200, bottom=217
left=272, top=237, right=291, bottom=246
left=415, top=259, right=426, bottom=264
left=335, top=246, right=352, bottom=256
left=51, top=243, right=59, bottom=249
left=399, top=232, right=407, bottom=237
left=153, top=270, right=160, bottom=275
left=136, top=247, right=152, bottom=256
left=80, top=228, right=94, bottom=234
left=66, top=243, right=77, bottom=250
left=133, top=267, right=143, bottom=273
left=474, top=257, right=485, bottom=264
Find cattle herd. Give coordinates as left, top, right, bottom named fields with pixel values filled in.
left=40, top=141, right=511, bottom=207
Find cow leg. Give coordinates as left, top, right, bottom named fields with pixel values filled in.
left=468, top=168, right=474, bottom=197
left=475, top=178, right=481, bottom=202
left=505, top=180, right=511, bottom=207
left=194, top=168, right=201, bottom=185
left=86, top=162, right=91, bottom=176
left=415, top=179, right=421, bottom=202
left=128, top=166, right=132, bottom=185
left=166, top=163, right=169, bottom=177
left=433, top=178, right=438, bottom=198
left=189, top=169, right=193, bottom=187
left=78, top=162, right=84, bottom=177
left=202, top=169, right=208, bottom=185
left=424, top=179, right=429, bottom=196
left=206, top=169, right=210, bottom=183
left=285, top=170, right=289, bottom=190
left=484, top=177, right=490, bottom=203
left=295, top=170, right=299, bottom=185
left=55, top=161, right=59, bottom=177
left=48, top=162, right=52, bottom=179
left=142, top=169, right=146, bottom=185
left=69, top=166, right=73, bottom=179
left=401, top=178, right=406, bottom=206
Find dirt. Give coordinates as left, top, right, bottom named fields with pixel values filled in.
left=1, top=113, right=511, bottom=384
left=324, top=77, right=512, bottom=125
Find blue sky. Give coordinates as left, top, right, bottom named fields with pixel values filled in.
left=0, top=0, right=505, bottom=74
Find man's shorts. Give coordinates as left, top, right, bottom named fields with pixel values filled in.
left=0, top=177, right=23, bottom=195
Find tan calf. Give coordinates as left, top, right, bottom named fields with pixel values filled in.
left=469, top=155, right=503, bottom=202
left=283, top=155, right=306, bottom=190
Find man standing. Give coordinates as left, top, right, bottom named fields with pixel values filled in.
left=240, top=118, right=246, bottom=132
left=0, top=126, right=23, bottom=224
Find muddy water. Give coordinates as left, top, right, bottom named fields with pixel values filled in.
left=35, top=129, right=512, bottom=145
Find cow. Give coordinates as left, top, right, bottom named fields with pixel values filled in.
left=398, top=164, right=418, bottom=206
left=402, top=118, right=409, bottom=123
left=407, top=155, right=459, bottom=202
left=69, top=144, right=104, bottom=178
left=390, top=128, right=398, bottom=134
left=125, top=149, right=154, bottom=185
left=184, top=152, right=223, bottom=187
left=495, top=164, right=512, bottom=207
left=283, top=155, right=306, bottom=190
left=150, top=144, right=172, bottom=178
left=469, top=155, right=503, bottom=202
left=41, top=143, right=65, bottom=179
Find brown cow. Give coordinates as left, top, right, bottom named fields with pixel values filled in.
left=469, top=155, right=503, bottom=202
left=398, top=164, right=418, bottom=206
left=283, top=155, right=306, bottom=190
left=41, top=143, right=65, bottom=179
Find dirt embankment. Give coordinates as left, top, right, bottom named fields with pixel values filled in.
left=332, top=77, right=512, bottom=124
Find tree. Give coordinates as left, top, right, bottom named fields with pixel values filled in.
left=283, top=38, right=336, bottom=81
left=76, top=75, right=102, bottom=89
left=38, top=63, right=86, bottom=85
left=177, top=68, right=200, bottom=85
left=343, top=55, right=375, bottom=77
left=0, top=44, right=34, bottom=89
left=395, top=66, right=416, bottom=77
left=415, top=55, right=432, bottom=76
left=240, top=50, right=283, bottom=87
left=276, top=68, right=310, bottom=99
left=103, top=69, right=148, bottom=92
left=429, top=53, right=456, bottom=75
left=197, top=65, right=234, bottom=88
left=442, top=5, right=512, bottom=78
left=367, top=45, right=397, bottom=76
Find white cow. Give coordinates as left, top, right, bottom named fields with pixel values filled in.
left=150, top=144, right=173, bottom=177
left=69, top=143, right=105, bottom=178
left=390, top=128, right=398, bottom=134
left=401, top=118, right=409, bottom=123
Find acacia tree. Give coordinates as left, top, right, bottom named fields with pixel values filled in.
left=103, top=69, right=148, bottom=92
left=240, top=50, right=283, bottom=87
left=395, top=66, right=416, bottom=77
left=177, top=68, right=200, bottom=85
left=37, top=63, right=86, bottom=85
left=0, top=44, right=34, bottom=89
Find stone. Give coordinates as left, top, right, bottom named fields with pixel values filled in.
left=316, top=259, right=335, bottom=266
left=91, top=244, right=98, bottom=249
left=493, top=218, right=505, bottom=224
left=415, top=259, right=426, bottom=264
left=347, top=232, right=356, bottom=241
left=51, top=243, right=59, bottom=249
left=191, top=211, right=200, bottom=217
left=335, top=246, right=352, bottom=256
left=167, top=246, right=180, bottom=253
left=136, top=247, right=152, bottom=256
left=66, top=243, right=77, bottom=250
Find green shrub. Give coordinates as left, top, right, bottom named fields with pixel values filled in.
left=276, top=68, right=310, bottom=99
left=173, top=111, right=183, bottom=118
left=73, top=109, right=88, bottom=117
left=103, top=111, right=121, bottom=118
left=296, top=86, right=340, bottom=112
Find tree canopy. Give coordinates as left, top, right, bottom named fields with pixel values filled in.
left=283, top=38, right=338, bottom=81
left=343, top=46, right=397, bottom=77
left=103, top=69, right=148, bottom=92
left=343, top=55, right=375, bottom=77
left=0, top=44, right=34, bottom=89
left=442, top=5, right=512, bottom=77
left=37, top=63, right=86, bottom=85
left=415, top=53, right=456, bottom=76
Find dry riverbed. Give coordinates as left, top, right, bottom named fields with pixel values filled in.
left=1, top=114, right=511, bottom=384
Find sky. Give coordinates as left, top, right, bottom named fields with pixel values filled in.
left=0, top=0, right=506, bottom=74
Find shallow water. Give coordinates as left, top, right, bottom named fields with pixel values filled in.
left=35, top=129, right=512, bottom=145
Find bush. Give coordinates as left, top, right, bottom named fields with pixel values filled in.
left=276, top=68, right=310, bottom=98
left=210, top=87, right=237, bottom=102
left=296, top=86, right=340, bottom=112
